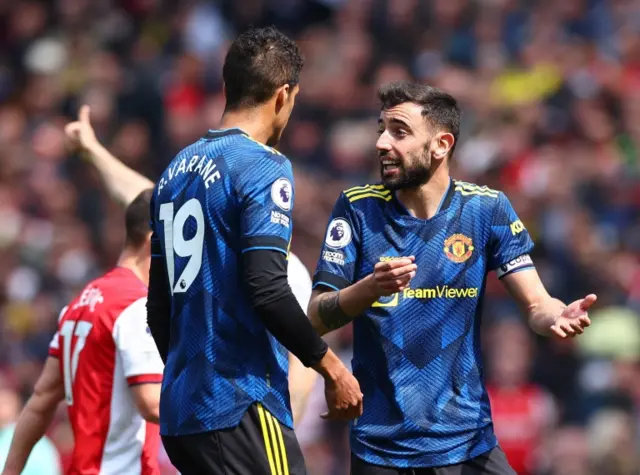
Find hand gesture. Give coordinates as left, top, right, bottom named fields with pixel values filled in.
left=550, top=294, right=597, bottom=338
left=64, top=105, right=98, bottom=152
left=321, top=368, right=363, bottom=420
left=371, top=257, right=417, bottom=297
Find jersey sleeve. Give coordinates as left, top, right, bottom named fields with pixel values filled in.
left=237, top=153, right=294, bottom=256
left=488, top=192, right=535, bottom=279
left=113, top=297, right=164, bottom=385
left=48, top=306, right=68, bottom=358
left=312, top=193, right=361, bottom=291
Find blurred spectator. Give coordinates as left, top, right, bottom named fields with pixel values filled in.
left=0, top=0, right=639, bottom=473
left=486, top=319, right=556, bottom=475
left=0, top=387, right=61, bottom=475
left=539, top=425, right=591, bottom=475
left=588, top=409, right=639, bottom=475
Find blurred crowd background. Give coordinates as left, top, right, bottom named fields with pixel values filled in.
left=1, top=0, right=640, bottom=474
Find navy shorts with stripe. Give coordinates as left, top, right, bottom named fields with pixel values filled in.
left=162, top=403, right=307, bottom=475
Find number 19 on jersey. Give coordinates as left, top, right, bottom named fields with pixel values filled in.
left=159, top=199, right=205, bottom=294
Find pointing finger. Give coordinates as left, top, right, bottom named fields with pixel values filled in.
left=79, top=105, right=91, bottom=124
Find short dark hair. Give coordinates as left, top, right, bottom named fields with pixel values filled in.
left=125, top=189, right=153, bottom=248
left=223, top=26, right=304, bottom=110
left=378, top=81, right=461, bottom=155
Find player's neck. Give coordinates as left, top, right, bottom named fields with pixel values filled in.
left=117, top=249, right=149, bottom=286
left=219, top=108, right=274, bottom=146
left=397, top=172, right=451, bottom=220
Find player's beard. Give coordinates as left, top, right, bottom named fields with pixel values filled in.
left=380, top=146, right=432, bottom=191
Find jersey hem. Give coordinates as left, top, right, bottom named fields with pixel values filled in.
left=159, top=398, right=293, bottom=436
left=350, top=436, right=498, bottom=468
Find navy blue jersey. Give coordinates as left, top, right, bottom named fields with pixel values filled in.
left=313, top=180, right=534, bottom=468
left=151, top=128, right=295, bottom=436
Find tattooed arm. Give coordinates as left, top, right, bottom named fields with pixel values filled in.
left=308, top=285, right=374, bottom=335
left=309, top=257, right=416, bottom=335
left=308, top=291, right=352, bottom=335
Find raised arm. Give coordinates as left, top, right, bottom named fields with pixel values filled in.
left=65, top=105, right=154, bottom=207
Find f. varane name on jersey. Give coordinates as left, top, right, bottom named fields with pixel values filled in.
left=150, top=128, right=297, bottom=436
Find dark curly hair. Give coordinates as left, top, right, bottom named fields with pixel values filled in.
left=378, top=81, right=461, bottom=156
left=223, top=26, right=304, bottom=110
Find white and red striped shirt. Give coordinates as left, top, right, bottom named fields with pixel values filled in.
left=49, top=267, right=164, bottom=475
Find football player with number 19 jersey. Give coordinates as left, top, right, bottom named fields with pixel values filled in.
left=146, top=26, right=362, bottom=475
left=308, top=82, right=596, bottom=475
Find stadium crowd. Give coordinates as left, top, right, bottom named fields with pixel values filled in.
left=0, top=0, right=639, bottom=474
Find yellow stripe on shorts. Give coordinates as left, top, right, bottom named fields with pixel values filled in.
left=257, top=404, right=278, bottom=475
left=273, top=416, right=290, bottom=475
left=266, top=412, right=283, bottom=475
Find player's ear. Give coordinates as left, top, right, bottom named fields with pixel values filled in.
left=432, top=132, right=455, bottom=161
left=143, top=232, right=152, bottom=254
left=274, top=84, right=290, bottom=115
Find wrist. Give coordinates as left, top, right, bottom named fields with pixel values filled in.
left=528, top=310, right=559, bottom=337
left=84, top=138, right=104, bottom=156
left=312, top=349, right=345, bottom=383
left=360, top=274, right=380, bottom=301
left=78, top=142, right=99, bottom=163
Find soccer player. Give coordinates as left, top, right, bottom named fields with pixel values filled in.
left=1, top=190, right=164, bottom=475
left=308, top=81, right=596, bottom=475
left=146, top=27, right=362, bottom=474
left=64, top=104, right=320, bottom=426
left=66, top=103, right=320, bottom=425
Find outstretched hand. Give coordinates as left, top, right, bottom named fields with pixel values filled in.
left=550, top=294, right=597, bottom=338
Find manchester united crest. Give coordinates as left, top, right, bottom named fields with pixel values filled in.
left=444, top=234, right=474, bottom=263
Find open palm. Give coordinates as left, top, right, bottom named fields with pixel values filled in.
left=550, top=294, right=597, bottom=338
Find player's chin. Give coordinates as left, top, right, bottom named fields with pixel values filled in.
left=380, top=175, right=403, bottom=190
